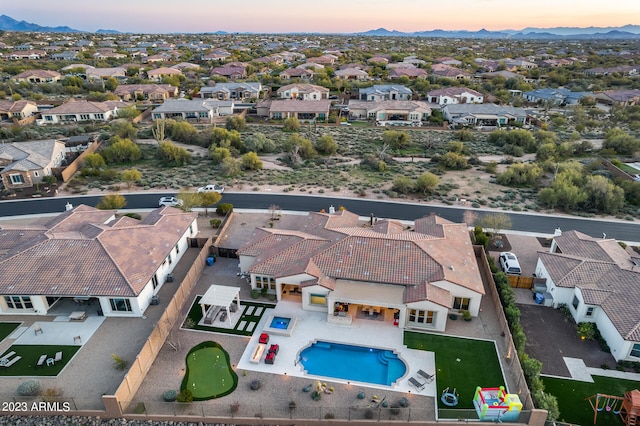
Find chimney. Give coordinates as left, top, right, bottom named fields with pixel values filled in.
left=329, top=205, right=335, bottom=214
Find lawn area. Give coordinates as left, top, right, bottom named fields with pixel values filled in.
left=181, top=341, right=237, bottom=400
left=0, top=345, right=81, bottom=376
left=0, top=322, right=21, bottom=341
left=404, top=332, right=505, bottom=411
left=183, top=295, right=273, bottom=336
left=543, top=375, right=640, bottom=426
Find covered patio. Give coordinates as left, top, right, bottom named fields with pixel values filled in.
left=327, top=280, right=405, bottom=326
left=199, top=285, right=241, bottom=327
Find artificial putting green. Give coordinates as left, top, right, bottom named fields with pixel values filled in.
left=181, top=341, right=237, bottom=400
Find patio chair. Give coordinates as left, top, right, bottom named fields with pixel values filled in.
left=417, top=369, right=434, bottom=383
left=259, top=333, right=269, bottom=344
left=408, top=376, right=426, bottom=391
left=0, top=351, right=16, bottom=363
left=36, top=354, right=47, bottom=368
left=33, top=323, right=43, bottom=335
left=4, top=356, right=21, bottom=367
left=54, top=351, right=63, bottom=362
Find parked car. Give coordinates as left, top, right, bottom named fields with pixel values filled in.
left=499, top=252, right=522, bottom=275
left=197, top=184, right=224, bottom=194
left=158, top=196, right=183, bottom=207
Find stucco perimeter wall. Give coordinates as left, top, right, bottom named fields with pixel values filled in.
left=106, top=237, right=213, bottom=416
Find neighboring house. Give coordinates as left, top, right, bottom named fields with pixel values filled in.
left=86, top=67, right=126, bottom=81
left=39, top=100, right=128, bottom=125
left=237, top=210, right=484, bottom=333
left=0, top=204, right=198, bottom=318
left=534, top=230, right=640, bottom=362
left=585, top=65, right=638, bottom=77
left=334, top=68, right=370, bottom=81
left=146, top=67, right=183, bottom=82
left=257, top=99, right=331, bottom=121
left=430, top=65, right=471, bottom=80
left=276, top=83, right=329, bottom=100
left=426, top=87, right=484, bottom=105
left=279, top=68, right=313, bottom=80
left=0, top=100, right=39, bottom=121
left=12, top=70, right=62, bottom=84
left=8, top=50, right=46, bottom=60
left=347, top=100, right=431, bottom=124
left=359, top=85, right=413, bottom=102
left=199, top=82, right=262, bottom=100
left=94, top=51, right=127, bottom=60
left=388, top=68, right=428, bottom=79
left=151, top=98, right=234, bottom=122
left=442, top=104, right=528, bottom=127
left=51, top=51, right=79, bottom=61
left=0, top=140, right=66, bottom=189
left=113, top=84, right=178, bottom=102
left=171, top=62, right=201, bottom=71
left=594, top=89, right=640, bottom=107
left=523, top=88, right=592, bottom=105
left=211, top=65, right=247, bottom=79
left=307, top=55, right=337, bottom=65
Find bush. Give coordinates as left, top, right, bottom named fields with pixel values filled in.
left=111, top=353, right=128, bottom=370
left=324, top=413, right=335, bottom=419
left=389, top=403, right=401, bottom=415
left=577, top=322, right=595, bottom=340
left=176, top=389, right=193, bottom=403
left=216, top=203, right=234, bottom=216
left=17, top=380, right=41, bottom=396
left=250, top=289, right=260, bottom=299
left=398, top=397, right=410, bottom=407
left=163, top=390, right=177, bottom=402
left=40, top=386, right=64, bottom=402
left=210, top=218, right=222, bottom=228
left=250, top=379, right=262, bottom=390
left=311, top=390, right=322, bottom=401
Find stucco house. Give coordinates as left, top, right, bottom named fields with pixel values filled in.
left=257, top=99, right=331, bottom=122
left=334, top=68, right=370, bottom=81
left=146, top=67, right=183, bottom=82
left=359, top=85, right=413, bottom=102
left=347, top=100, right=431, bottom=124
left=388, top=68, right=428, bottom=80
left=0, top=100, right=39, bottom=122
left=594, top=90, right=640, bottom=107
left=276, top=83, right=329, bottom=100
left=534, top=230, right=640, bottom=362
left=237, top=210, right=484, bottom=332
left=442, top=104, right=528, bottom=128
left=151, top=98, right=234, bottom=122
left=279, top=68, right=313, bottom=80
left=199, top=82, right=262, bottom=101
left=39, top=100, right=129, bottom=125
left=523, top=88, right=592, bottom=105
left=86, top=67, right=126, bottom=82
left=113, top=84, right=178, bottom=102
left=0, top=140, right=66, bottom=190
left=11, top=70, right=62, bottom=84
left=0, top=205, right=198, bottom=318
left=426, top=87, right=484, bottom=105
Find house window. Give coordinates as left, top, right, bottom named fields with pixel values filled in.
left=273, top=113, right=282, bottom=119
left=309, top=294, right=326, bottom=306
left=95, top=114, right=104, bottom=120
left=189, top=224, right=194, bottom=235
left=109, top=298, right=132, bottom=312
left=453, top=297, right=470, bottom=310
left=175, top=243, right=180, bottom=254
left=167, top=254, right=172, bottom=265
left=4, top=296, right=32, bottom=310
left=80, top=114, right=90, bottom=120
left=408, top=309, right=435, bottom=325
left=34, top=171, right=39, bottom=177
left=152, top=274, right=159, bottom=289
left=586, top=307, right=594, bottom=317
left=10, top=174, right=24, bottom=184
left=45, top=115, right=53, bottom=121
left=255, top=276, right=276, bottom=290
left=631, top=343, right=640, bottom=358
left=572, top=295, right=579, bottom=310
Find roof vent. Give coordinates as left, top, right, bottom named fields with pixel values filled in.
left=449, top=265, right=455, bottom=271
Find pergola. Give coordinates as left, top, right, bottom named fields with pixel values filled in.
left=199, top=285, right=241, bottom=327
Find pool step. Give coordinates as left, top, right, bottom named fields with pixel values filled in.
left=315, top=341, right=332, bottom=350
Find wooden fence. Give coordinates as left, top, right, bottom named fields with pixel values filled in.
left=59, top=140, right=102, bottom=182
left=509, top=275, right=535, bottom=289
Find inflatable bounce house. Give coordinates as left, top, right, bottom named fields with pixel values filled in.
left=473, top=386, right=522, bottom=421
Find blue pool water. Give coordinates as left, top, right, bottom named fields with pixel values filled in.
left=270, top=316, right=291, bottom=330
left=299, top=341, right=406, bottom=386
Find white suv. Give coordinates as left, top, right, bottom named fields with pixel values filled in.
left=499, top=252, right=522, bottom=275
left=197, top=184, right=224, bottom=194
left=158, top=196, right=183, bottom=207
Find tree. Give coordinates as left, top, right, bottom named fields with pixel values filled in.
left=220, top=157, right=241, bottom=177
left=198, top=192, right=222, bottom=216
left=244, top=133, right=276, bottom=153
left=111, top=121, right=138, bottom=139
left=583, top=175, right=624, bottom=214
left=177, top=191, right=200, bottom=212
left=282, top=117, right=301, bottom=132
left=285, top=134, right=316, bottom=161
left=497, top=163, right=543, bottom=187
left=104, top=77, right=118, bottom=91
left=121, top=169, right=142, bottom=188
left=315, top=135, right=338, bottom=155
left=602, top=128, right=640, bottom=155
left=241, top=152, right=263, bottom=170
left=168, top=121, right=198, bottom=144
left=477, top=213, right=512, bottom=239
left=382, top=130, right=411, bottom=149
left=436, top=152, right=469, bottom=170
left=116, top=106, right=141, bottom=119
left=415, top=172, right=439, bottom=194
left=157, top=141, right=192, bottom=166
left=96, top=194, right=126, bottom=210
left=101, top=137, right=142, bottom=164
left=83, top=153, right=105, bottom=169
left=210, top=147, right=231, bottom=165
left=225, top=116, right=246, bottom=131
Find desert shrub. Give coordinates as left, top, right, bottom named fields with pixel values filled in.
left=250, top=289, right=260, bottom=299
left=17, top=380, right=42, bottom=396
left=250, top=379, right=262, bottom=390
left=364, top=409, right=374, bottom=419
left=230, top=401, right=240, bottom=413
left=40, top=386, right=64, bottom=402
left=163, top=390, right=177, bottom=402
left=216, top=203, right=234, bottom=216
left=398, top=397, right=410, bottom=407
left=389, top=403, right=401, bottom=415
left=210, top=218, right=222, bottom=228
left=112, top=353, right=129, bottom=370
left=577, top=322, right=595, bottom=340
left=176, top=389, right=193, bottom=403
left=324, top=413, right=335, bottom=419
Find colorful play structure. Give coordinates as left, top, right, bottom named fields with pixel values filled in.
left=585, top=389, right=640, bottom=426
left=473, top=386, right=522, bottom=422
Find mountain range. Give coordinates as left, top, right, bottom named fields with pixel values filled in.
left=1, top=14, right=640, bottom=39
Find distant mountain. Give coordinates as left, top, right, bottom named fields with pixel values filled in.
left=0, top=14, right=81, bottom=33
left=511, top=24, right=640, bottom=35
left=96, top=29, right=121, bottom=34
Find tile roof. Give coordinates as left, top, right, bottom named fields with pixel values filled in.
left=0, top=140, right=64, bottom=173
left=277, top=83, right=329, bottom=94
left=0, top=205, right=197, bottom=297
left=554, top=230, right=635, bottom=268
left=268, top=99, right=332, bottom=113
left=46, top=100, right=128, bottom=115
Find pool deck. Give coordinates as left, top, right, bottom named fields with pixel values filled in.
left=236, top=300, right=437, bottom=397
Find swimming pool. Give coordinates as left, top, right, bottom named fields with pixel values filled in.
left=270, top=316, right=290, bottom=329
left=299, top=341, right=407, bottom=386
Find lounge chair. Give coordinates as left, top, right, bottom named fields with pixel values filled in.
left=4, top=356, right=21, bottom=367
left=408, top=376, right=426, bottom=391
left=259, top=333, right=269, bottom=344
left=54, top=351, right=63, bottom=362
left=0, top=351, right=16, bottom=363
left=417, top=369, right=434, bottom=383
left=36, top=354, right=47, bottom=368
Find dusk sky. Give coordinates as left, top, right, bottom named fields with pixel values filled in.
left=4, top=1, right=640, bottom=33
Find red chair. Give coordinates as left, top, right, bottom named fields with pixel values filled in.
left=259, top=333, right=269, bottom=344
left=265, top=352, right=275, bottom=364
left=268, top=344, right=279, bottom=355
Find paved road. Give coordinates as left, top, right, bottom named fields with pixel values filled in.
left=2, top=192, right=640, bottom=242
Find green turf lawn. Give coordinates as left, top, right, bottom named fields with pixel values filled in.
left=404, top=332, right=505, bottom=411
left=184, top=295, right=272, bottom=336
left=181, top=341, right=237, bottom=400
left=0, top=322, right=21, bottom=342
left=543, top=375, right=640, bottom=426
left=0, top=345, right=80, bottom=376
